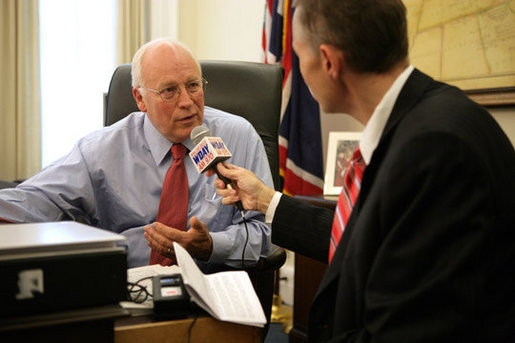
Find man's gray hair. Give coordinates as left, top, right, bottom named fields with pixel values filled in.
left=131, top=38, right=201, bottom=88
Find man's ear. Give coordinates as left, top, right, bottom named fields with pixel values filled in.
left=132, top=87, right=147, bottom=112
left=319, top=44, right=344, bottom=80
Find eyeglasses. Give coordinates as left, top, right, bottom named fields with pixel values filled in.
left=141, top=78, right=208, bottom=102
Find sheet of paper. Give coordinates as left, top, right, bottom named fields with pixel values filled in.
left=173, top=242, right=215, bottom=315
left=206, top=271, right=266, bottom=326
left=173, top=242, right=266, bottom=327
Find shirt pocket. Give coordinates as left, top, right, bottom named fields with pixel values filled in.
left=202, top=183, right=221, bottom=206
left=200, top=183, right=233, bottom=231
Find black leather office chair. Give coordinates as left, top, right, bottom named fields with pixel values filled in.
left=104, top=61, right=287, bottom=334
left=0, top=181, right=20, bottom=189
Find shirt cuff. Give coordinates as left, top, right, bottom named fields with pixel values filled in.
left=208, top=231, right=230, bottom=264
left=265, top=191, right=282, bottom=224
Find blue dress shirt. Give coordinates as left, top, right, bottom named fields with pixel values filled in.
left=0, top=107, right=273, bottom=270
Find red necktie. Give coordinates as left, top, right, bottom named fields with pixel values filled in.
left=149, top=143, right=188, bottom=266
left=328, top=147, right=366, bottom=263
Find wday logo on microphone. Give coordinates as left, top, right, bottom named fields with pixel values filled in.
left=189, top=137, right=232, bottom=173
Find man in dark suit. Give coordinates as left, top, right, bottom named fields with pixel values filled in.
left=209, top=0, right=515, bottom=341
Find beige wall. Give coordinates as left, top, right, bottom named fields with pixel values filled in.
left=178, top=0, right=264, bottom=62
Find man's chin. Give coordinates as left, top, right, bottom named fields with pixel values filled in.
left=180, top=115, right=202, bottom=128
left=185, top=119, right=203, bottom=133
left=170, top=126, right=201, bottom=143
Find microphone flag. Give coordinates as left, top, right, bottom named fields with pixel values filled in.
left=189, top=137, right=232, bottom=174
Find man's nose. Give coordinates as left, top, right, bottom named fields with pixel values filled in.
left=177, top=86, right=195, bottom=106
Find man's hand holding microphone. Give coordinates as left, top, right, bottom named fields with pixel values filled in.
left=190, top=125, right=276, bottom=216
left=205, top=162, right=276, bottom=215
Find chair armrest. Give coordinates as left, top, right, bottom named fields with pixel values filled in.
left=0, top=181, right=20, bottom=190
left=254, top=245, right=287, bottom=272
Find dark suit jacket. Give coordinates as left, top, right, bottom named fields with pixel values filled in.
left=272, top=69, right=515, bottom=342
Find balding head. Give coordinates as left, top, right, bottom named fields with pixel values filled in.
left=131, top=38, right=201, bottom=88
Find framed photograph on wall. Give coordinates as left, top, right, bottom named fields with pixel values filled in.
left=324, top=131, right=362, bottom=196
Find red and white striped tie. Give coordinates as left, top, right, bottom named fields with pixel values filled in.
left=328, top=147, right=366, bottom=263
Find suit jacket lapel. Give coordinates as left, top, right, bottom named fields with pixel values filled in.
left=311, top=69, right=436, bottom=309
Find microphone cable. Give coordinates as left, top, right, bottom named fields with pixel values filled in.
left=187, top=313, right=199, bottom=343
left=127, top=276, right=154, bottom=303
left=241, top=215, right=249, bottom=269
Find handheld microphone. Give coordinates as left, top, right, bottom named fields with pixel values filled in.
left=189, top=126, right=245, bottom=218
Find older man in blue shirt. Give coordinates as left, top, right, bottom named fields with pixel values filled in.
left=0, top=38, right=273, bottom=271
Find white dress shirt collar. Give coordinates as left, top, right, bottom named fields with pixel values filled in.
left=360, top=65, right=414, bottom=164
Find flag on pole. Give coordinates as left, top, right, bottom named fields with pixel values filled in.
left=262, top=0, right=324, bottom=196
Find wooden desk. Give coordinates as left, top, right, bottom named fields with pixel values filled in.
left=115, top=315, right=262, bottom=343
left=0, top=306, right=261, bottom=343
left=289, top=195, right=335, bottom=343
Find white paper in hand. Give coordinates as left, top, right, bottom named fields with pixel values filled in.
left=173, top=242, right=266, bottom=327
